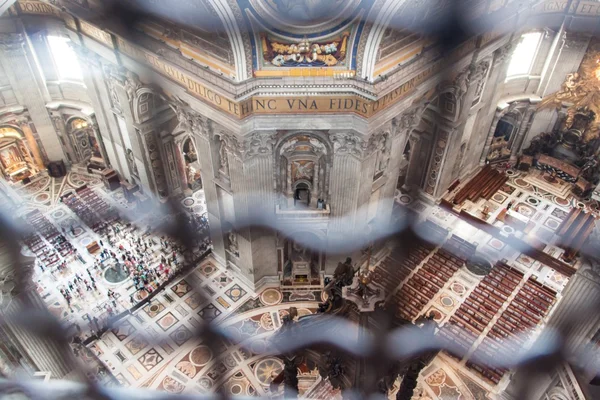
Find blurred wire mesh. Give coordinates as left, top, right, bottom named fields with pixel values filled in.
left=0, top=0, right=599, bottom=399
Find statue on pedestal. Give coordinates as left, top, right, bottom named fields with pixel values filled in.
left=333, top=257, right=355, bottom=287
left=227, top=231, right=239, bottom=256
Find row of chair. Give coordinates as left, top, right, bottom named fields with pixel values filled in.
left=22, top=210, right=74, bottom=269
left=438, top=262, right=524, bottom=360
left=452, top=165, right=508, bottom=205
left=467, top=277, right=557, bottom=384
left=394, top=236, right=473, bottom=321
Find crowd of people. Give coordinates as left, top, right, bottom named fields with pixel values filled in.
left=35, top=205, right=212, bottom=344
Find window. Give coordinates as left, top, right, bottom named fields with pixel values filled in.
left=47, top=36, right=83, bottom=81
left=506, top=32, right=542, bottom=79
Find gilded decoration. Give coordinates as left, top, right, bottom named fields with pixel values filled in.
left=260, top=33, right=349, bottom=67
left=539, top=39, right=600, bottom=141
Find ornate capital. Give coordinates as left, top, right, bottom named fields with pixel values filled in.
left=494, top=43, right=513, bottom=66
left=242, top=132, right=275, bottom=160
left=469, top=59, right=491, bottom=82
left=331, top=133, right=368, bottom=157
left=170, top=98, right=212, bottom=138
left=0, top=33, right=25, bottom=55
left=393, top=102, right=427, bottom=138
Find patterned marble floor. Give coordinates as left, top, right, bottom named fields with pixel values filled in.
left=92, top=256, right=322, bottom=396
left=0, top=169, right=580, bottom=399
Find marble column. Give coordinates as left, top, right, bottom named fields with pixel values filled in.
left=477, top=43, right=514, bottom=165
left=0, top=249, right=74, bottom=379
left=74, top=47, right=122, bottom=174
left=192, top=133, right=226, bottom=262
left=375, top=124, right=408, bottom=226
left=327, top=132, right=378, bottom=272
left=405, top=134, right=423, bottom=189
left=174, top=139, right=191, bottom=195
left=510, top=106, right=536, bottom=161
left=0, top=33, right=65, bottom=162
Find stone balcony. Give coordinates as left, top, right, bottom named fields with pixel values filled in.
left=275, top=204, right=331, bottom=220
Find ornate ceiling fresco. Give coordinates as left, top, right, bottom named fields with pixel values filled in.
left=238, top=0, right=376, bottom=73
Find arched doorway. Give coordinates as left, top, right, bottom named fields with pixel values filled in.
left=275, top=133, right=330, bottom=209
left=293, top=180, right=311, bottom=207
left=0, top=126, right=39, bottom=183
left=181, top=137, right=202, bottom=191
left=66, top=117, right=105, bottom=167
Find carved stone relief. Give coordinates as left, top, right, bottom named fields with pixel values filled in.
left=170, top=98, right=212, bottom=138
left=425, top=129, right=451, bottom=196
left=145, top=131, right=168, bottom=199
left=242, top=132, right=275, bottom=160
left=126, top=149, right=139, bottom=176
left=331, top=133, right=367, bottom=157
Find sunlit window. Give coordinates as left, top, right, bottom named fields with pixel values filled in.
left=47, top=36, right=83, bottom=82
left=506, top=32, right=543, bottom=79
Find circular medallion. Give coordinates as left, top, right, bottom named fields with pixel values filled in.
left=440, top=296, right=454, bottom=307
left=260, top=289, right=282, bottom=306
left=190, top=346, right=212, bottom=366
left=230, top=384, right=242, bottom=395
left=466, top=255, right=493, bottom=276
left=254, top=358, right=283, bottom=386
left=259, top=312, right=274, bottom=331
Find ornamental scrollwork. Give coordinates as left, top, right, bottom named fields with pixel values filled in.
left=242, top=132, right=275, bottom=160
left=331, top=133, right=368, bottom=157
left=260, top=32, right=350, bottom=67
left=170, top=98, right=212, bottom=138
left=493, top=43, right=513, bottom=66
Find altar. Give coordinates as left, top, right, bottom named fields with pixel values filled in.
left=0, top=134, right=37, bottom=183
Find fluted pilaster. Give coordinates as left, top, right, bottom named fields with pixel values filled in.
left=0, top=33, right=65, bottom=162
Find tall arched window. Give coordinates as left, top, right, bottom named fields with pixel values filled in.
left=47, top=36, right=83, bottom=82
left=506, top=32, right=543, bottom=79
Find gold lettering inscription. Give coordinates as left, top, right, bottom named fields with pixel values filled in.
left=18, top=0, right=59, bottom=16
left=533, top=0, right=569, bottom=13
left=576, top=1, right=600, bottom=15
left=117, top=34, right=442, bottom=119
left=80, top=21, right=114, bottom=49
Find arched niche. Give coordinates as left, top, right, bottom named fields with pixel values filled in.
left=179, top=135, right=203, bottom=191
left=133, top=89, right=156, bottom=124
left=65, top=115, right=104, bottom=164
left=0, top=125, right=38, bottom=182
left=278, top=230, right=324, bottom=287
left=275, top=132, right=331, bottom=209
left=427, top=89, right=461, bottom=123
left=487, top=107, right=525, bottom=162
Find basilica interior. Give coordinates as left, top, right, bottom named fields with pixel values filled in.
left=1, top=1, right=600, bottom=399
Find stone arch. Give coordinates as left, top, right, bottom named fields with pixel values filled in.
left=359, top=0, right=410, bottom=79
left=274, top=131, right=332, bottom=208
left=0, top=125, right=38, bottom=182
left=427, top=88, right=461, bottom=123
left=177, top=134, right=203, bottom=192
left=486, top=99, right=531, bottom=162
left=133, top=88, right=157, bottom=124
